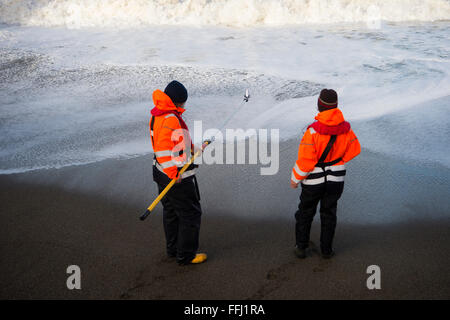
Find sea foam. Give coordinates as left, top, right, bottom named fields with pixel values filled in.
left=1, top=0, right=450, bottom=28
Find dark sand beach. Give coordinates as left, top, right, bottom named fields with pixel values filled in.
left=1, top=140, right=449, bottom=299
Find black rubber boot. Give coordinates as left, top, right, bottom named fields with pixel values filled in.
left=321, top=250, right=335, bottom=259
left=294, top=247, right=307, bottom=259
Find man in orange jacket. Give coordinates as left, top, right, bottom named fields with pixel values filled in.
left=290, top=89, right=361, bottom=259
left=150, top=80, right=206, bottom=265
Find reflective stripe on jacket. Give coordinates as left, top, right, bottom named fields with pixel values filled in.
left=291, top=108, right=361, bottom=185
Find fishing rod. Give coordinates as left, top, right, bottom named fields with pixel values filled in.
left=140, top=89, right=250, bottom=221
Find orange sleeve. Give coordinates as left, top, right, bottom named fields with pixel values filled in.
left=342, top=129, right=361, bottom=163
left=291, top=128, right=318, bottom=183
left=154, top=117, right=182, bottom=180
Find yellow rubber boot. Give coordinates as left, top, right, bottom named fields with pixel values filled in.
left=190, top=253, right=207, bottom=264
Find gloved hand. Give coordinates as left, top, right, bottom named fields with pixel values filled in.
left=202, top=139, right=212, bottom=150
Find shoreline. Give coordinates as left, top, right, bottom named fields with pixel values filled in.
left=4, top=140, right=449, bottom=225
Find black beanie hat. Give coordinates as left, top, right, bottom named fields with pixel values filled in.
left=318, top=89, right=338, bottom=110
left=164, top=80, right=188, bottom=104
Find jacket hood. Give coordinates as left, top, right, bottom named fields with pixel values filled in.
left=308, top=108, right=351, bottom=135
left=315, top=108, right=345, bottom=126
left=151, top=89, right=185, bottom=116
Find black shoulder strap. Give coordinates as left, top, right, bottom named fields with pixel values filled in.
left=317, top=135, right=337, bottom=164
left=150, top=115, right=156, bottom=146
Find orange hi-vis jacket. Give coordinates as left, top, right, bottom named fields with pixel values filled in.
left=149, top=90, right=195, bottom=180
left=291, top=108, right=361, bottom=186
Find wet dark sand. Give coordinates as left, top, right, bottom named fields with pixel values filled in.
left=1, top=140, right=449, bottom=299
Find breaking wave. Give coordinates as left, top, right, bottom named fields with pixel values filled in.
left=0, top=47, right=324, bottom=173
left=1, top=0, right=450, bottom=28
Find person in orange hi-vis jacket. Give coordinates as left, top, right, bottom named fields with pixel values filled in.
left=291, top=89, right=361, bottom=259
left=149, top=80, right=206, bottom=265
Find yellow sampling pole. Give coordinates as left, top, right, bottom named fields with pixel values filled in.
left=140, top=140, right=211, bottom=221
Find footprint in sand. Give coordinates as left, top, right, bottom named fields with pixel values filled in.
left=249, top=242, right=334, bottom=298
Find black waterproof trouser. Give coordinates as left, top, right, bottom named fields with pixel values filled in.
left=295, top=181, right=344, bottom=254
left=154, top=167, right=202, bottom=265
